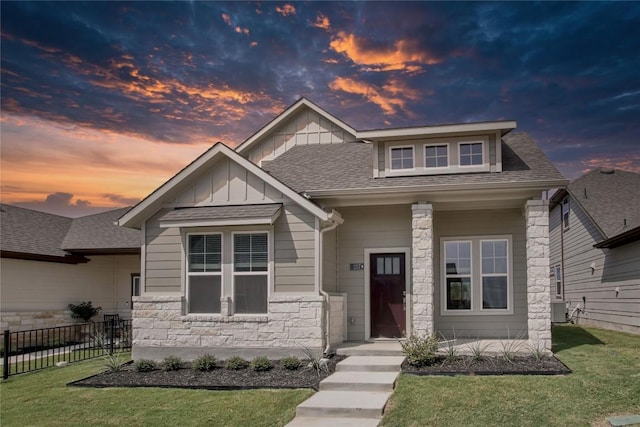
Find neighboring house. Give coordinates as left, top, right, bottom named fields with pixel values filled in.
left=0, top=204, right=141, bottom=331
left=549, top=169, right=640, bottom=334
left=118, top=98, right=567, bottom=360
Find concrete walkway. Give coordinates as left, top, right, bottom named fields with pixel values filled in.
left=286, top=342, right=404, bottom=427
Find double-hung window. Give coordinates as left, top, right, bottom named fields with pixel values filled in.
left=390, top=146, right=414, bottom=170
left=444, top=241, right=472, bottom=310
left=481, top=240, right=509, bottom=310
left=443, top=236, right=512, bottom=314
left=555, top=265, right=562, bottom=296
left=459, top=142, right=483, bottom=166
left=562, top=198, right=570, bottom=230
left=187, top=234, right=222, bottom=313
left=233, top=232, right=268, bottom=314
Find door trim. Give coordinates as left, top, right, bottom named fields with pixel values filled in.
left=364, top=247, right=411, bottom=341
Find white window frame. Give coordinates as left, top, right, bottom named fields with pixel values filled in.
left=555, top=265, right=562, bottom=297
left=441, top=235, right=513, bottom=316
left=232, top=230, right=270, bottom=315
left=443, top=240, right=473, bottom=312
left=479, top=238, right=511, bottom=312
left=424, top=143, right=449, bottom=169
left=389, top=145, right=415, bottom=171
left=186, top=232, right=223, bottom=315
left=458, top=141, right=484, bottom=167
left=562, top=198, right=570, bottom=230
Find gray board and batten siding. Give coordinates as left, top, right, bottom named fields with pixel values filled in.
left=143, top=155, right=317, bottom=296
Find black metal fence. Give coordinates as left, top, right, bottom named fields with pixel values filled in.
left=2, top=319, right=131, bottom=379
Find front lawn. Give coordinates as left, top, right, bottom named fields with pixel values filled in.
left=0, top=354, right=313, bottom=427
left=382, top=325, right=640, bottom=426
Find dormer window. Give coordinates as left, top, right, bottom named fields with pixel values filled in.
left=425, top=144, right=448, bottom=168
left=459, top=142, right=483, bottom=166
left=390, top=146, right=414, bottom=170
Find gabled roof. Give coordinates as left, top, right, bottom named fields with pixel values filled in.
left=553, top=168, right=640, bottom=247
left=61, top=207, right=140, bottom=253
left=0, top=204, right=72, bottom=259
left=235, top=97, right=357, bottom=154
left=117, top=142, right=338, bottom=229
left=1, top=204, right=140, bottom=263
left=262, top=132, right=567, bottom=195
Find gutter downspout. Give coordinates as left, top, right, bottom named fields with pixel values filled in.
left=319, top=215, right=341, bottom=355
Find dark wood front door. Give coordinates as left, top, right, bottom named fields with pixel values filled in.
left=370, top=253, right=406, bottom=338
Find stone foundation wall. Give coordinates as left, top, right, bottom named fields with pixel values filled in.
left=132, top=295, right=326, bottom=361
left=328, top=294, right=346, bottom=347
left=1, top=310, right=75, bottom=331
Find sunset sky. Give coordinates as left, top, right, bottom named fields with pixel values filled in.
left=1, top=1, right=639, bottom=217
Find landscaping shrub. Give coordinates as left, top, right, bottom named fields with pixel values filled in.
left=134, top=359, right=157, bottom=372
left=251, top=356, right=274, bottom=372
left=68, top=301, right=102, bottom=322
left=162, top=356, right=183, bottom=371
left=280, top=356, right=301, bottom=370
left=225, top=356, right=249, bottom=370
left=193, top=354, right=218, bottom=372
left=401, top=333, right=439, bottom=367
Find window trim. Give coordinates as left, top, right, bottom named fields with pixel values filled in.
left=186, top=232, right=223, bottom=315
left=389, top=145, right=415, bottom=171
left=458, top=141, right=485, bottom=168
left=555, top=265, right=562, bottom=297
left=562, top=198, right=570, bottom=230
left=423, top=143, right=450, bottom=169
left=440, top=235, right=513, bottom=316
left=231, top=230, right=270, bottom=315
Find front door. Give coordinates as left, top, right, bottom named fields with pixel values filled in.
left=370, top=253, right=406, bottom=338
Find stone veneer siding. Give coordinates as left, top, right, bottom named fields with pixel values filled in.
left=1, top=310, right=76, bottom=331
left=525, top=199, right=552, bottom=352
left=132, top=295, right=326, bottom=360
left=411, top=202, right=434, bottom=336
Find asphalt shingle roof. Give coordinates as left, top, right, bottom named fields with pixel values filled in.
left=159, top=204, right=282, bottom=222
left=262, top=132, right=565, bottom=193
left=567, top=168, right=640, bottom=239
left=61, top=208, right=141, bottom=251
left=0, top=204, right=72, bottom=257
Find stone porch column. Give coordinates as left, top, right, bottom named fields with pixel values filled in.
left=525, top=199, right=552, bottom=352
left=412, top=202, right=434, bottom=336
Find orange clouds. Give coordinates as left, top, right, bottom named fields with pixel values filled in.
left=329, top=31, right=439, bottom=72
left=329, top=77, right=421, bottom=115
left=582, top=155, right=640, bottom=174
left=312, top=13, right=331, bottom=30
left=275, top=4, right=296, bottom=16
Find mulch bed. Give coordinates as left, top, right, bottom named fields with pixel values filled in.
left=68, top=356, right=344, bottom=391
left=402, top=355, right=571, bottom=376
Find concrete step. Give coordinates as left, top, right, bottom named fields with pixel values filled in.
left=286, top=416, right=380, bottom=427
left=336, top=356, right=405, bottom=372
left=296, top=390, right=391, bottom=419
left=337, top=341, right=404, bottom=357
left=320, top=371, right=399, bottom=392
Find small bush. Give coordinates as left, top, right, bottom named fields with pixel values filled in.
left=280, top=356, right=301, bottom=370
left=225, top=356, right=249, bottom=370
left=162, top=356, right=183, bottom=371
left=251, top=356, right=274, bottom=372
left=193, top=354, right=218, bottom=372
left=134, top=359, right=157, bottom=372
left=467, top=341, right=489, bottom=362
left=401, top=333, right=439, bottom=367
left=68, top=301, right=102, bottom=322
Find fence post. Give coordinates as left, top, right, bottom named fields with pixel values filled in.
left=109, top=319, right=115, bottom=355
left=3, top=330, right=10, bottom=380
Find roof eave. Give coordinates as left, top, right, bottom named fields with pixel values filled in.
left=356, top=120, right=517, bottom=140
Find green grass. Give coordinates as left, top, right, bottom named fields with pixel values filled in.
left=0, top=353, right=313, bottom=427
left=382, top=325, right=640, bottom=426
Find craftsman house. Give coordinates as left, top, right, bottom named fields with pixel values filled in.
left=118, top=98, right=567, bottom=360
left=549, top=168, right=640, bottom=333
